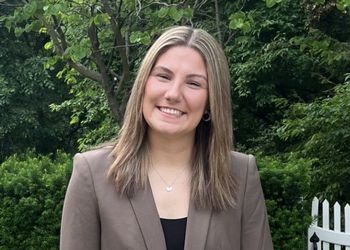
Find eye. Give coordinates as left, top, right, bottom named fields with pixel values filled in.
left=156, top=74, right=170, bottom=81
left=186, top=81, right=202, bottom=89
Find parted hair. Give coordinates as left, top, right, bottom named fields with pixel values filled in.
left=108, top=26, right=236, bottom=211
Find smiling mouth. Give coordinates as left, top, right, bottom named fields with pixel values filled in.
left=158, top=107, right=184, bottom=117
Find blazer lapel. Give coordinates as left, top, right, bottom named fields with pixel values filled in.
left=184, top=201, right=212, bottom=250
left=128, top=181, right=167, bottom=250
left=128, top=180, right=212, bottom=250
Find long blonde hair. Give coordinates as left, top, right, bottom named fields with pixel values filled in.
left=108, top=26, right=236, bottom=211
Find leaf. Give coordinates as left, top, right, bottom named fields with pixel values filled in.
left=168, top=7, right=183, bottom=22
left=43, top=4, right=64, bottom=15
left=4, top=19, right=13, bottom=32
left=44, top=41, right=53, bottom=50
left=130, top=31, right=141, bottom=44
left=14, top=27, right=24, bottom=37
left=140, top=35, right=151, bottom=45
left=23, top=1, right=38, bottom=17
left=93, top=14, right=110, bottom=26
left=130, top=31, right=151, bottom=45
left=63, top=43, right=90, bottom=62
left=157, top=7, right=169, bottom=18
left=24, top=20, right=42, bottom=32
left=242, top=22, right=252, bottom=33
left=229, top=12, right=246, bottom=29
left=182, top=8, right=193, bottom=19
left=229, top=11, right=251, bottom=33
left=265, top=0, right=283, bottom=8
left=70, top=115, right=79, bottom=125
left=39, top=27, right=47, bottom=34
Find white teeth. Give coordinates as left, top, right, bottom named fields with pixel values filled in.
left=159, top=107, right=182, bottom=116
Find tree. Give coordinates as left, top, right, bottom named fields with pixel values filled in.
left=0, top=20, right=76, bottom=162
left=277, top=78, right=350, bottom=202
left=3, top=0, right=196, bottom=124
left=226, top=0, right=350, bottom=151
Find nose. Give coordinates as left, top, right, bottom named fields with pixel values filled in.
left=164, top=81, right=182, bottom=102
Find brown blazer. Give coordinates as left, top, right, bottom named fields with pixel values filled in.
left=60, top=146, right=273, bottom=250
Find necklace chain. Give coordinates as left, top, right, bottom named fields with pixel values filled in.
left=153, top=166, right=187, bottom=192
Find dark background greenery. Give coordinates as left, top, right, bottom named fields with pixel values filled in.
left=1, top=0, right=349, bottom=249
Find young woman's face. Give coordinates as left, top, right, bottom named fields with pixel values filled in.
left=142, top=46, right=208, bottom=139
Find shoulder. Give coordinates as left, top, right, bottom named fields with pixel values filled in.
left=229, top=152, right=273, bottom=248
left=75, top=145, right=114, bottom=163
left=230, top=151, right=251, bottom=161
left=73, top=146, right=115, bottom=177
left=230, top=151, right=257, bottom=174
left=229, top=151, right=260, bottom=199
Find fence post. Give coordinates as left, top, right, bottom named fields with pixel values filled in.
left=310, top=232, right=320, bottom=250
left=334, top=202, right=341, bottom=250
left=346, top=204, right=350, bottom=250
left=323, top=199, right=330, bottom=250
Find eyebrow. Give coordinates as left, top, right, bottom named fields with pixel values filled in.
left=152, top=66, right=208, bottom=82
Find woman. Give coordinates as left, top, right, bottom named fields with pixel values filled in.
left=60, top=26, right=273, bottom=250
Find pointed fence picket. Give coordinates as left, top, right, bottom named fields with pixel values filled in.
left=308, top=197, right=350, bottom=249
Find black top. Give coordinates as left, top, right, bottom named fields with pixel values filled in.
left=160, top=217, right=187, bottom=250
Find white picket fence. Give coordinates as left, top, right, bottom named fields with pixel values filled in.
left=308, top=197, right=350, bottom=249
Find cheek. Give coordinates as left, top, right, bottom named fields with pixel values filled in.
left=142, top=80, right=160, bottom=116
left=143, top=81, right=154, bottom=106
left=144, top=80, right=162, bottom=101
left=189, top=92, right=208, bottom=113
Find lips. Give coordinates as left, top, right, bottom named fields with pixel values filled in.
left=158, top=106, right=184, bottom=117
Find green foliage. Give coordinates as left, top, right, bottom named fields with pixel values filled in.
left=227, top=0, right=350, bottom=154
left=1, top=0, right=199, bottom=151
left=2, top=0, right=196, bottom=125
left=337, top=0, right=350, bottom=11
left=265, top=0, right=283, bottom=8
left=50, top=77, right=119, bottom=151
left=0, top=25, right=76, bottom=162
left=227, top=0, right=315, bottom=147
left=229, top=11, right=252, bottom=33
left=277, top=76, right=350, bottom=202
left=130, top=31, right=152, bottom=45
left=258, top=154, right=313, bottom=249
left=0, top=151, right=72, bottom=249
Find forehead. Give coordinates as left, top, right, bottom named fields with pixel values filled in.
left=154, top=46, right=207, bottom=73
left=158, top=45, right=204, bottom=62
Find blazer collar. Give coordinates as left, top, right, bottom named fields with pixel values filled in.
left=128, top=180, right=212, bottom=250
left=184, top=201, right=212, bottom=250
left=128, top=182, right=166, bottom=250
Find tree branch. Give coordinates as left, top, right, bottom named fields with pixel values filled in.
left=69, top=62, right=103, bottom=83
left=100, top=0, right=130, bottom=102
left=88, top=20, right=120, bottom=121
left=52, top=15, right=68, bottom=50
left=214, top=0, right=222, bottom=44
left=38, top=15, right=102, bottom=82
left=117, top=0, right=123, bottom=18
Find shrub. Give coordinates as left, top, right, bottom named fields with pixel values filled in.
left=258, top=154, right=313, bottom=250
left=0, top=151, right=72, bottom=250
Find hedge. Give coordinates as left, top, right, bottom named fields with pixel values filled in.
left=0, top=151, right=71, bottom=250
left=259, top=154, right=313, bottom=249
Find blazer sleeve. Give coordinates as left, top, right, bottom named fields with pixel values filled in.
left=60, top=153, right=100, bottom=250
left=241, top=155, right=273, bottom=250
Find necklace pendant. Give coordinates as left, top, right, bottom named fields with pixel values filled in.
left=166, top=186, right=173, bottom=192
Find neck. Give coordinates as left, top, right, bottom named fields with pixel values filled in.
left=147, top=130, right=194, bottom=169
